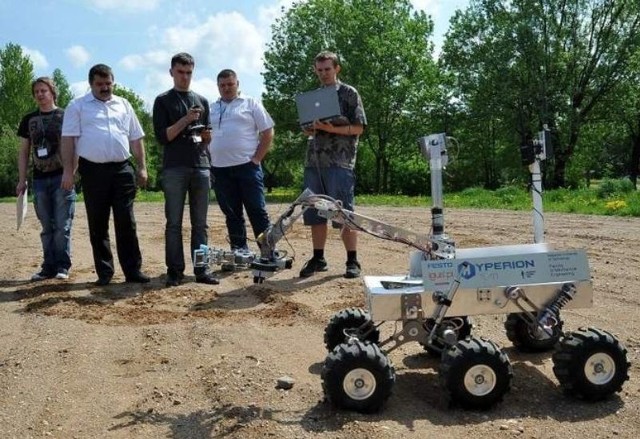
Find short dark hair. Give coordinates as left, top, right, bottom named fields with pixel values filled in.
left=171, top=52, right=195, bottom=68
left=32, top=77, right=58, bottom=102
left=88, top=64, right=114, bottom=84
left=314, top=51, right=340, bottom=67
left=216, top=69, right=237, bottom=81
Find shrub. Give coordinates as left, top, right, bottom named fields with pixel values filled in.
left=596, top=177, right=635, bottom=199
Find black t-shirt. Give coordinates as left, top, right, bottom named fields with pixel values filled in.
left=152, top=89, right=211, bottom=169
left=17, top=108, right=65, bottom=179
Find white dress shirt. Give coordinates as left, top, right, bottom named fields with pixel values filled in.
left=61, top=92, right=144, bottom=163
left=208, top=95, right=274, bottom=167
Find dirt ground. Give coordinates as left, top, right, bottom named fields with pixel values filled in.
left=0, top=201, right=638, bottom=439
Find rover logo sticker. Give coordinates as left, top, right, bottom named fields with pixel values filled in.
left=423, top=250, right=589, bottom=290
left=458, top=262, right=476, bottom=279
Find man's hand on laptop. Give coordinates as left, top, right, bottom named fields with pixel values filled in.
left=305, top=119, right=356, bottom=137
left=310, top=119, right=335, bottom=133
left=301, top=119, right=331, bottom=136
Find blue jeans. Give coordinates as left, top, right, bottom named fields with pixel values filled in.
left=32, top=174, right=76, bottom=273
left=211, top=161, right=270, bottom=250
left=162, top=167, right=210, bottom=276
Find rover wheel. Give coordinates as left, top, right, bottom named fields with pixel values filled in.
left=322, top=341, right=395, bottom=413
left=421, top=316, right=473, bottom=356
left=324, top=308, right=380, bottom=352
left=552, top=327, right=630, bottom=401
left=439, top=337, right=512, bottom=409
left=505, top=312, right=562, bottom=352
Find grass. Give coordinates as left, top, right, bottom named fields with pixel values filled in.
left=3, top=185, right=639, bottom=217
left=355, top=184, right=640, bottom=217
left=356, top=185, right=640, bottom=217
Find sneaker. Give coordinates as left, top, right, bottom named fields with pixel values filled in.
left=299, top=257, right=328, bottom=278
left=55, top=269, right=70, bottom=280
left=344, top=260, right=361, bottom=279
left=31, top=270, right=55, bottom=281
left=196, top=273, right=220, bottom=285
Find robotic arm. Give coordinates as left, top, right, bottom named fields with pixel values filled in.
left=195, top=188, right=452, bottom=283
left=194, top=188, right=315, bottom=283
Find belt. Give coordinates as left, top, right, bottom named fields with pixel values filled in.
left=79, top=157, right=129, bottom=166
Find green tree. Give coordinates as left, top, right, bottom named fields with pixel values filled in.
left=113, top=85, right=160, bottom=190
left=0, top=43, right=35, bottom=129
left=441, top=0, right=640, bottom=188
left=439, top=1, right=530, bottom=188
left=0, top=42, right=35, bottom=196
left=623, top=55, right=640, bottom=188
left=262, top=130, right=305, bottom=191
left=263, top=0, right=439, bottom=193
left=52, top=68, right=74, bottom=108
left=595, top=50, right=640, bottom=188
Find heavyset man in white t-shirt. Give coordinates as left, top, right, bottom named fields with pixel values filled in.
left=208, top=69, right=274, bottom=252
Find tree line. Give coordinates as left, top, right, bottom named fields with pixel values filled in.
left=0, top=42, right=161, bottom=195
left=1, top=0, right=639, bottom=198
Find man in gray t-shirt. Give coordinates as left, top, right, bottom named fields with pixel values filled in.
left=300, top=51, right=367, bottom=279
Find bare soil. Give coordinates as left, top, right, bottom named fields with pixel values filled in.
left=0, top=202, right=638, bottom=439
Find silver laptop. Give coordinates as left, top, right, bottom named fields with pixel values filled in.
left=295, top=87, right=341, bottom=127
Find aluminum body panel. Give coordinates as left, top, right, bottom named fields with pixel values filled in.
left=365, top=248, right=593, bottom=321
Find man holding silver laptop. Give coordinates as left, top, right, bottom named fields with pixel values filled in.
left=298, top=50, right=367, bottom=279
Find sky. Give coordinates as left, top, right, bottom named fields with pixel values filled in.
left=0, top=0, right=470, bottom=108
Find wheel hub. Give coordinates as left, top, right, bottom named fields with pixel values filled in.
left=464, top=364, right=497, bottom=396
left=343, top=368, right=377, bottom=401
left=585, top=352, right=616, bottom=385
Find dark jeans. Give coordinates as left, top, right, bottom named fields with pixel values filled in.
left=212, top=161, right=270, bottom=250
left=162, top=166, right=210, bottom=277
left=32, top=173, right=76, bottom=273
left=303, top=166, right=355, bottom=227
left=78, top=158, right=142, bottom=279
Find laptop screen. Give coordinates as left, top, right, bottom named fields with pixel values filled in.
left=295, top=87, right=341, bottom=126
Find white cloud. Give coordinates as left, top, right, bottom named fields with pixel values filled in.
left=411, top=0, right=470, bottom=57
left=23, top=47, right=49, bottom=71
left=86, top=0, right=159, bottom=13
left=119, top=50, right=170, bottom=71
left=155, top=12, right=264, bottom=71
left=138, top=70, right=174, bottom=108
left=190, top=77, right=219, bottom=102
left=70, top=80, right=89, bottom=98
left=411, top=0, right=442, bottom=16
left=257, top=0, right=295, bottom=38
left=113, top=1, right=470, bottom=107
left=124, top=10, right=270, bottom=107
left=65, top=45, right=91, bottom=68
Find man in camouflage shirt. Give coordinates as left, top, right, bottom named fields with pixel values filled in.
left=299, top=51, right=367, bottom=279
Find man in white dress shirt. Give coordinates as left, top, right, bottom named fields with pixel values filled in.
left=209, top=69, right=274, bottom=252
left=60, top=64, right=149, bottom=286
